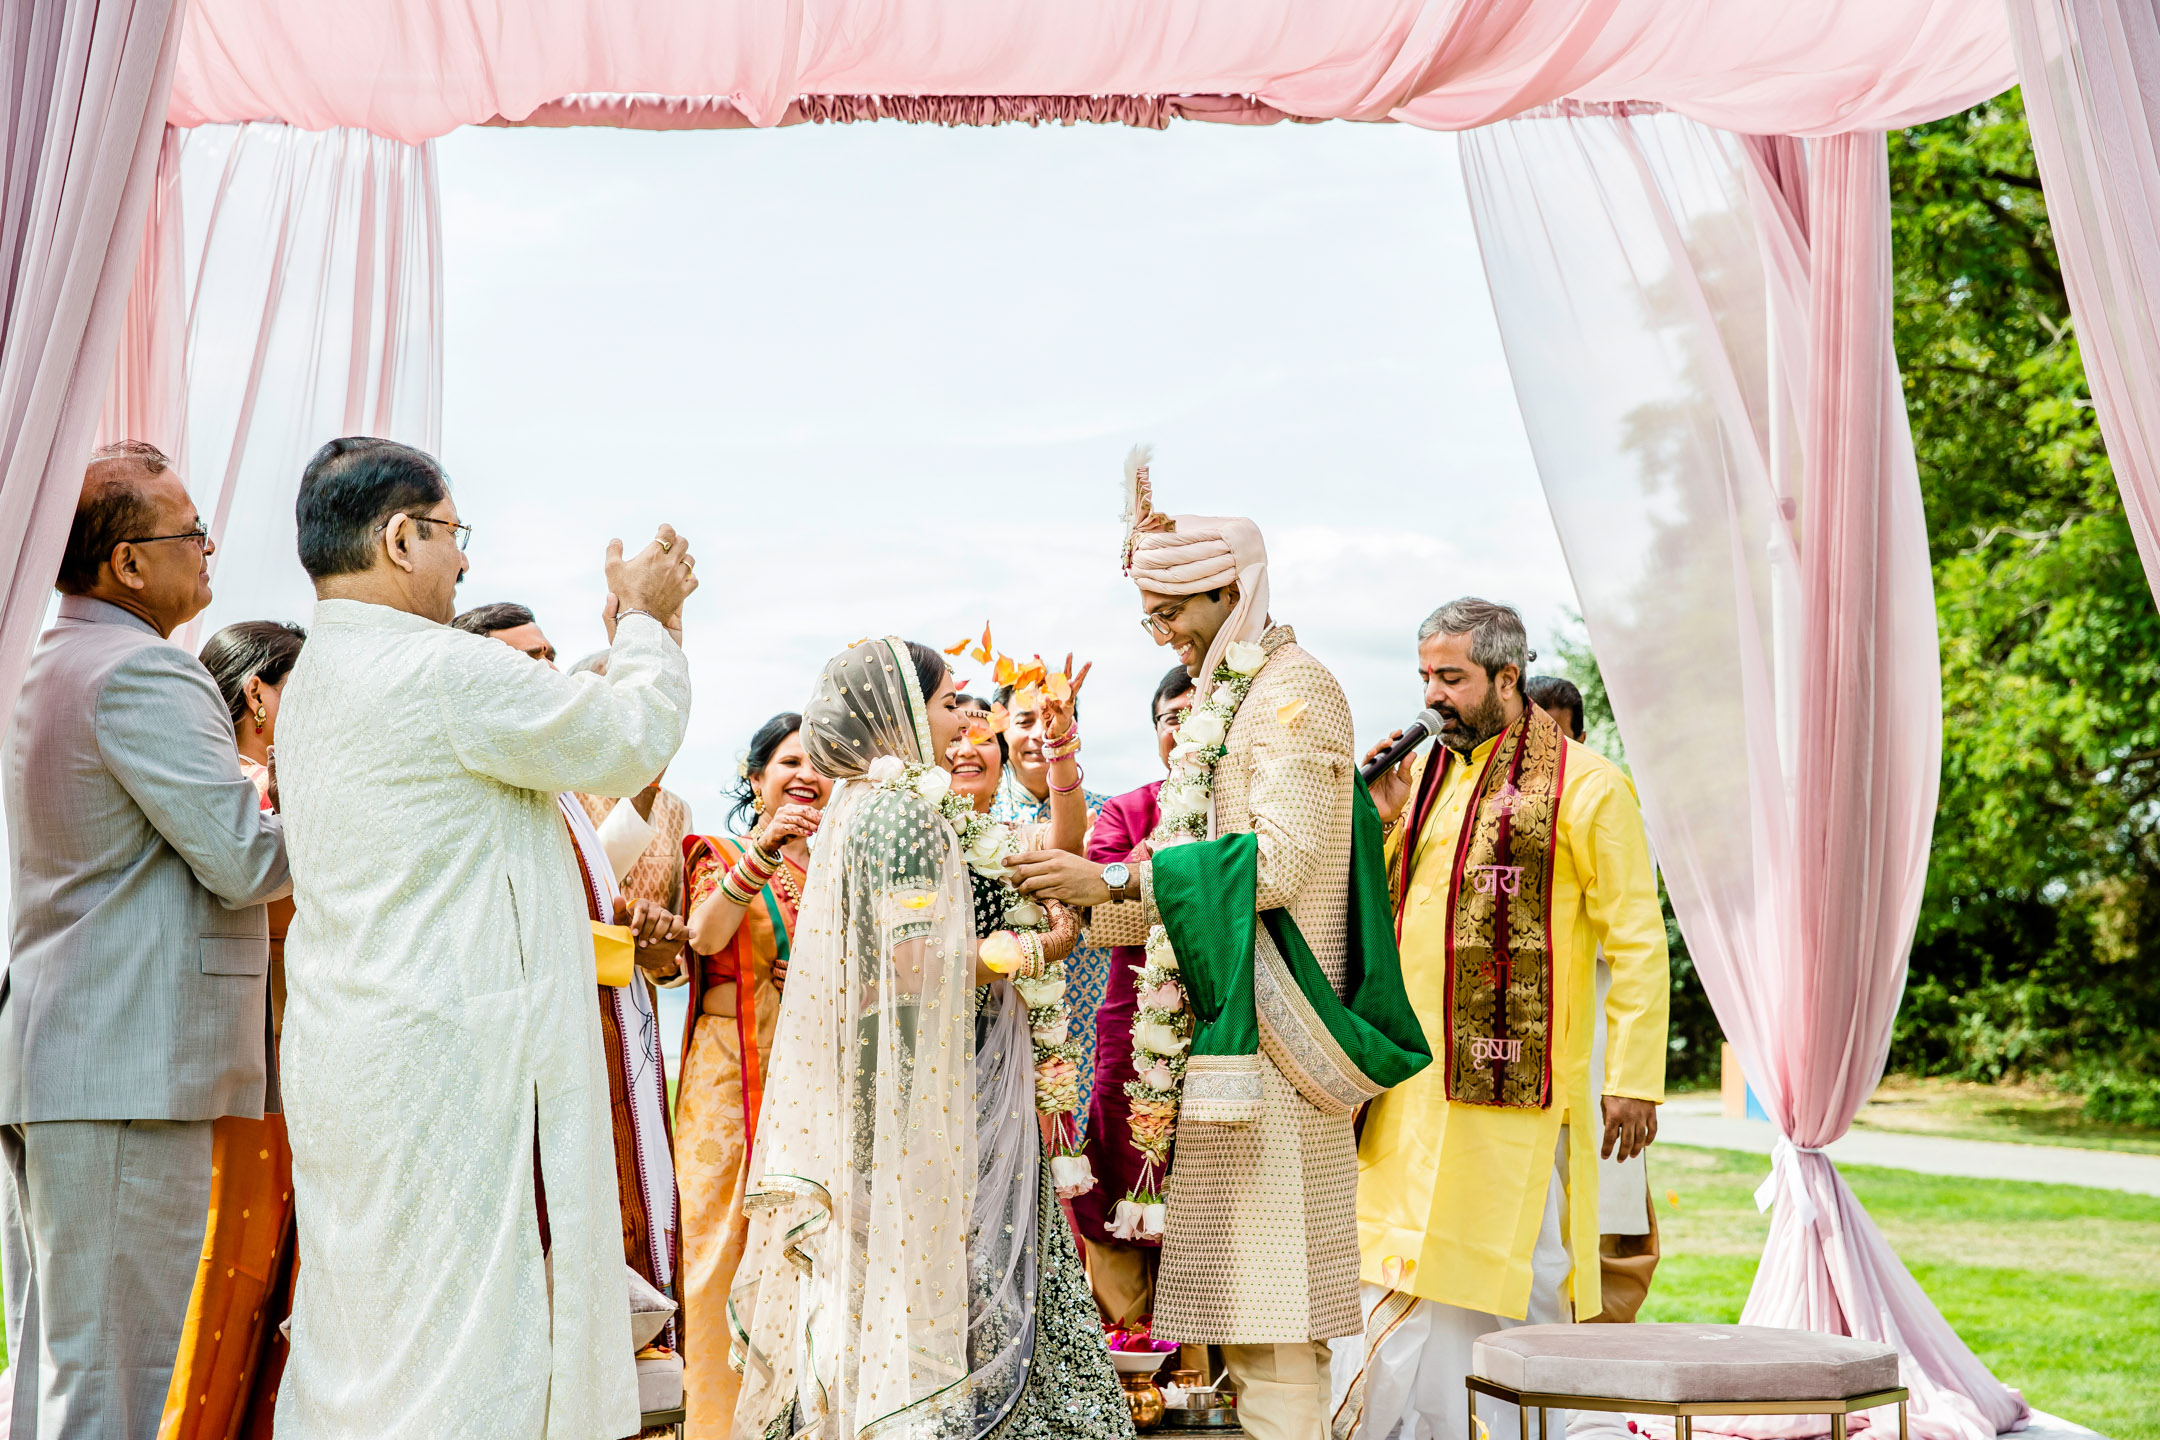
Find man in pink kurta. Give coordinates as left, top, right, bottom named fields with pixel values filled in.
left=1073, top=664, right=1196, bottom=1327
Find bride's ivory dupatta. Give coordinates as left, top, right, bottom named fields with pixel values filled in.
left=728, top=639, right=1040, bottom=1440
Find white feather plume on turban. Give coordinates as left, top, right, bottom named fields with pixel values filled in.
left=1129, top=515, right=1270, bottom=683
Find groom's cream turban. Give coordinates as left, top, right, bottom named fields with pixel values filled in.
left=1122, top=446, right=1270, bottom=682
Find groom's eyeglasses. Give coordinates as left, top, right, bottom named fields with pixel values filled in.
left=1139, top=597, right=1193, bottom=639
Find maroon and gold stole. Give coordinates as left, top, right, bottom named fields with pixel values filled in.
left=1437, top=704, right=1567, bottom=1109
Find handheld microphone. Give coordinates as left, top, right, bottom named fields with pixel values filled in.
left=1360, top=708, right=1447, bottom=783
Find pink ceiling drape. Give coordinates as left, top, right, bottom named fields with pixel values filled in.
left=0, top=0, right=183, bottom=727
left=2009, top=0, right=2160, bottom=610
left=91, top=122, right=442, bottom=650
left=1460, top=111, right=2027, bottom=1440
left=164, top=0, right=2014, bottom=142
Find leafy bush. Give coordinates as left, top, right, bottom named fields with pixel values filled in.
left=2081, top=1072, right=2160, bottom=1128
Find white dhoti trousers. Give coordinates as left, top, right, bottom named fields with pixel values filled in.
left=1331, top=1141, right=1573, bottom=1440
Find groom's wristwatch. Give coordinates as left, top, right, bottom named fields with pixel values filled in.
left=1101, top=862, right=1137, bottom=903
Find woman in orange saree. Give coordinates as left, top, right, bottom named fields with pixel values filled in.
left=676, top=712, right=829, bottom=1439
left=161, top=622, right=305, bottom=1440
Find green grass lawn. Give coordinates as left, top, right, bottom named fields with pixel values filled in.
left=1645, top=1145, right=2160, bottom=1440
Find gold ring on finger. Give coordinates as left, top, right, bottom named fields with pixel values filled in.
left=681, top=555, right=695, bottom=570
left=658, top=538, right=673, bottom=552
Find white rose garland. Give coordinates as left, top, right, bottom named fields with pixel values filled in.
left=1117, top=643, right=1263, bottom=1239
left=1154, top=648, right=1260, bottom=844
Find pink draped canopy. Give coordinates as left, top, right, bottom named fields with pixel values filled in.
left=162, top=0, right=2014, bottom=140
left=16, top=5, right=2159, bottom=1440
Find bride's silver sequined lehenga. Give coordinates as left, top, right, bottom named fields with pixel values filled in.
left=964, top=869, right=1133, bottom=1440
left=724, top=639, right=1130, bottom=1440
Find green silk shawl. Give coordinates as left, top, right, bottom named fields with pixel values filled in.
left=1152, top=776, right=1431, bottom=1120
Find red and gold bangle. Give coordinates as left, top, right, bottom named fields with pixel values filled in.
left=1041, top=728, right=1083, bottom=762
left=718, top=842, right=781, bottom=906
left=1049, top=766, right=1084, bottom=794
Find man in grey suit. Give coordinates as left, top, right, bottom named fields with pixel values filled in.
left=1, top=440, right=290, bottom=1438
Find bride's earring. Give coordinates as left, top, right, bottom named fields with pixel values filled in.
left=752, top=792, right=767, bottom=815
left=253, top=704, right=267, bottom=734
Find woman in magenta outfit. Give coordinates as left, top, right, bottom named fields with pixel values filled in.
left=1074, top=665, right=1194, bottom=1327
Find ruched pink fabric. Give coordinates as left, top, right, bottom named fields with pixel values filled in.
left=164, top=0, right=2013, bottom=144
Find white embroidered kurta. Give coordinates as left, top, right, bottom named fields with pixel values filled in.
left=273, top=600, right=691, bottom=1440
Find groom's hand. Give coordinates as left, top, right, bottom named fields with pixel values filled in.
left=606, top=524, right=698, bottom=632
left=1006, top=849, right=1111, bottom=906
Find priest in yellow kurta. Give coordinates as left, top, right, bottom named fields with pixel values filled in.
left=1331, top=597, right=1668, bottom=1440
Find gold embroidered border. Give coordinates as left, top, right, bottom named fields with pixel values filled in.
left=1254, top=927, right=1383, bottom=1115
left=1331, top=1287, right=1422, bottom=1440
left=1183, top=1053, right=1265, bottom=1122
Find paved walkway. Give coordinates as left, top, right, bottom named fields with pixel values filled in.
left=1659, top=1097, right=2160, bottom=1196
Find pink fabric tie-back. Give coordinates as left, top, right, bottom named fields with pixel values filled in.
left=165, top=0, right=2014, bottom=144
left=2009, top=0, right=2160, bottom=615
left=1462, top=112, right=2027, bottom=1440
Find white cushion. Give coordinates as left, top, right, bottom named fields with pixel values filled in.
left=638, top=1350, right=685, bottom=1413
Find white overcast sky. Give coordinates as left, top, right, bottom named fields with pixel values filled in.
left=416, top=117, right=1576, bottom=827
left=3, top=118, right=1581, bottom=1065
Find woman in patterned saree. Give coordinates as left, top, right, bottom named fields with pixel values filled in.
left=727, top=639, right=1130, bottom=1440
left=680, top=711, right=832, bottom=1436
left=160, top=620, right=306, bottom=1439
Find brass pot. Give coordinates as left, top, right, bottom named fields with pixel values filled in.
left=1122, top=1374, right=1166, bottom=1430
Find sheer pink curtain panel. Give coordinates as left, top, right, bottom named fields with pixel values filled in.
left=1460, top=112, right=2027, bottom=1440
left=95, top=125, right=188, bottom=458
left=172, top=124, right=442, bottom=648
left=0, top=0, right=185, bottom=726
left=164, top=0, right=2013, bottom=143
left=2009, top=0, right=2160, bottom=608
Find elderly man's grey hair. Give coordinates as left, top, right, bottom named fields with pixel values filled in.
left=569, top=649, right=610, bottom=677
left=1417, top=597, right=1534, bottom=679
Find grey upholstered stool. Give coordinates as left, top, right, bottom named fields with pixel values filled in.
left=1469, top=1323, right=1908, bottom=1440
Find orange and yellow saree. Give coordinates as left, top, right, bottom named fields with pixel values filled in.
left=676, top=834, right=797, bottom=1439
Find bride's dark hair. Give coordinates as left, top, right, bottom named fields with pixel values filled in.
left=904, top=640, right=947, bottom=708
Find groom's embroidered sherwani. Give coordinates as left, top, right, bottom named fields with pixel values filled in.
left=1100, top=624, right=1361, bottom=1344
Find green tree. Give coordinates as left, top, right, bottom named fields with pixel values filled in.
left=1890, top=91, right=2160, bottom=1086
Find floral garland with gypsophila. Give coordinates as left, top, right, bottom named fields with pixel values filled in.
left=865, top=753, right=1095, bottom=1196
left=1110, top=636, right=1269, bottom=1240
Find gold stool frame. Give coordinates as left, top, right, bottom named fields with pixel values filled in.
left=1466, top=1375, right=1911, bottom=1440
